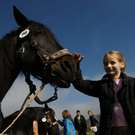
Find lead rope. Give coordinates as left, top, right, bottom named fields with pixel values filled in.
left=0, top=83, right=45, bottom=135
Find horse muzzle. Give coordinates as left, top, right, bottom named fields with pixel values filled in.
left=50, top=57, right=76, bottom=88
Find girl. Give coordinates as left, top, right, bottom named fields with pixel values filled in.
left=72, top=51, right=135, bottom=135
left=54, top=110, right=76, bottom=135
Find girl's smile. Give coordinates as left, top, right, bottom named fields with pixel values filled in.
left=103, top=54, right=124, bottom=79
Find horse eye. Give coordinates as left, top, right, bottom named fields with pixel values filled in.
left=34, top=28, right=42, bottom=36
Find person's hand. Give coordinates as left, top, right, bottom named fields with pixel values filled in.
left=73, top=52, right=84, bottom=63
left=75, top=130, right=78, bottom=135
left=54, top=116, right=58, bottom=121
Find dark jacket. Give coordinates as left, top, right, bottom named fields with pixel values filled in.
left=89, top=115, right=96, bottom=126
left=74, top=115, right=87, bottom=131
left=73, top=70, right=135, bottom=135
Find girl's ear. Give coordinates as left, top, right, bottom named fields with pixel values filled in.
left=120, top=61, right=125, bottom=69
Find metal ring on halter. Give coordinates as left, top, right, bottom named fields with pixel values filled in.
left=51, top=65, right=58, bottom=76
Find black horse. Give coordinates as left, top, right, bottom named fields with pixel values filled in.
left=2, top=104, right=59, bottom=135
left=0, top=6, right=76, bottom=131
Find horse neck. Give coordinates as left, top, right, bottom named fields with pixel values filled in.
left=0, top=33, right=20, bottom=102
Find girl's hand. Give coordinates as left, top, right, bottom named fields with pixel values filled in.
left=54, top=116, right=58, bottom=121
left=73, top=52, right=84, bottom=63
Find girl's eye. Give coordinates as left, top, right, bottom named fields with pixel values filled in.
left=110, top=61, right=115, bottom=65
left=34, top=27, right=42, bottom=36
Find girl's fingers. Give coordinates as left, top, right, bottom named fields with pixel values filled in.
left=73, top=52, right=84, bottom=63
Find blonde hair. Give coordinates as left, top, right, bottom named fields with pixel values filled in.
left=88, top=110, right=93, bottom=115
left=103, top=50, right=126, bottom=72
left=62, top=110, right=71, bottom=118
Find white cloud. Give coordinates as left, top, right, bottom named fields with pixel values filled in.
left=83, top=72, right=105, bottom=80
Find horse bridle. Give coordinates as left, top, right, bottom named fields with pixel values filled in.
left=42, top=111, right=58, bottom=128
left=19, top=27, right=72, bottom=68
left=19, top=27, right=72, bottom=84
left=28, top=38, right=71, bottom=66
left=18, top=27, right=72, bottom=94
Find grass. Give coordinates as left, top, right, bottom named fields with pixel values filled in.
left=86, top=131, right=95, bottom=135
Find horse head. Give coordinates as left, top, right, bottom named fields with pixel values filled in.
left=38, top=103, right=59, bottom=135
left=13, top=6, right=76, bottom=88
left=2, top=105, right=59, bottom=135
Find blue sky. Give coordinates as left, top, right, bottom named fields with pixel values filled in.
left=1, top=0, right=135, bottom=121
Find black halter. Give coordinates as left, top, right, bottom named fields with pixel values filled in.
left=42, top=110, right=58, bottom=128
left=28, top=37, right=71, bottom=66
left=19, top=27, right=72, bottom=81
left=19, top=27, right=72, bottom=67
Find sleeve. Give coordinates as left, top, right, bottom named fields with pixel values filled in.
left=57, top=120, right=64, bottom=126
left=72, top=69, right=101, bottom=98
left=93, top=115, right=100, bottom=124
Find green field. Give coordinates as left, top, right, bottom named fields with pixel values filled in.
left=86, top=131, right=95, bottom=135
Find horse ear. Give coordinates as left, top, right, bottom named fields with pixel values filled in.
left=13, top=6, right=30, bottom=28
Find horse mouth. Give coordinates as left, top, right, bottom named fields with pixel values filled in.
left=52, top=76, right=72, bottom=88
left=52, top=71, right=75, bottom=88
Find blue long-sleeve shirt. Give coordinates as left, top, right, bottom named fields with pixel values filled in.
left=58, top=118, right=76, bottom=135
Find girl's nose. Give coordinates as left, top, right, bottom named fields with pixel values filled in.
left=107, top=63, right=111, bottom=67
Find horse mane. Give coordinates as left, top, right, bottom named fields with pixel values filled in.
left=0, top=30, right=17, bottom=50
left=4, top=106, right=55, bottom=120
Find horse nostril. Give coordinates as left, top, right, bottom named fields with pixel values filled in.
left=51, top=65, right=58, bottom=76
left=61, top=60, right=72, bottom=73
left=51, top=69, right=58, bottom=76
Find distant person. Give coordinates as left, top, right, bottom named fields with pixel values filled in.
left=88, top=110, right=100, bottom=135
left=72, top=51, right=134, bottom=135
left=74, top=110, right=87, bottom=135
left=54, top=110, right=76, bottom=135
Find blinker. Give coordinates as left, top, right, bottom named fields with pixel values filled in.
left=42, top=117, right=46, bottom=122
left=19, top=29, right=30, bottom=38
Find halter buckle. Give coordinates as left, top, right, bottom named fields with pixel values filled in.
left=31, top=40, right=38, bottom=48
left=19, top=47, right=25, bottom=53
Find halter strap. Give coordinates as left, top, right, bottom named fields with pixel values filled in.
left=51, top=49, right=71, bottom=59
left=27, top=37, right=71, bottom=66
left=19, top=26, right=72, bottom=67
